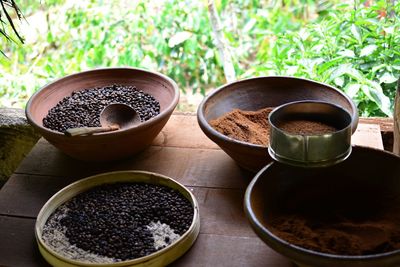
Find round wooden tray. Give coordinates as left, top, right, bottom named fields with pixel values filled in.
left=35, top=170, right=200, bottom=267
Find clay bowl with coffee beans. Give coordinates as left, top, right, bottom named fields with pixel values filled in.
left=244, top=146, right=400, bottom=267
left=197, top=76, right=358, bottom=172
left=26, top=67, right=179, bottom=161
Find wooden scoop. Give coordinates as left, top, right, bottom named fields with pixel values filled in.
left=64, top=103, right=140, bottom=137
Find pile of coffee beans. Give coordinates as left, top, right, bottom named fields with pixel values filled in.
left=42, top=182, right=193, bottom=262
left=43, top=84, right=160, bottom=133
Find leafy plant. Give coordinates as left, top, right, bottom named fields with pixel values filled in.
left=243, top=0, right=399, bottom=116
left=0, top=0, right=24, bottom=54
left=0, top=0, right=398, bottom=117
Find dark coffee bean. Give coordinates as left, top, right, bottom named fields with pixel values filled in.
left=45, top=182, right=193, bottom=261
left=43, top=84, right=160, bottom=133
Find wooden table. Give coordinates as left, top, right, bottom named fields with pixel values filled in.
left=0, top=113, right=384, bottom=267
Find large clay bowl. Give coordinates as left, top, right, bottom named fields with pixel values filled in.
left=197, top=76, right=358, bottom=172
left=244, top=146, right=400, bottom=267
left=26, top=68, right=179, bottom=161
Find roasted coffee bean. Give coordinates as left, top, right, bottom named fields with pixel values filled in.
left=45, top=182, right=193, bottom=261
left=43, top=84, right=160, bottom=133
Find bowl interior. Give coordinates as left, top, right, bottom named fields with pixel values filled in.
left=28, top=68, right=178, bottom=127
left=201, top=76, right=357, bottom=132
left=246, top=146, right=400, bottom=265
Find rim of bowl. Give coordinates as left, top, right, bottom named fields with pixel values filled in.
left=35, top=170, right=200, bottom=266
left=197, top=75, right=358, bottom=150
left=26, top=67, right=180, bottom=137
left=244, top=146, right=400, bottom=263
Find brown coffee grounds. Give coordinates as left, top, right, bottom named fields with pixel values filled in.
left=269, top=213, right=400, bottom=256
left=276, top=119, right=337, bottom=135
left=210, top=107, right=274, bottom=146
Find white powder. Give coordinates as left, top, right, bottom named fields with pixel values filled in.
left=41, top=205, right=116, bottom=263
left=147, top=221, right=180, bottom=249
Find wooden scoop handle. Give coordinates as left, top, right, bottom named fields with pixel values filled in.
left=64, top=125, right=119, bottom=137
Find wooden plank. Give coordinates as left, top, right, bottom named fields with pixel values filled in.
left=20, top=116, right=385, bottom=164
left=15, top=124, right=383, bottom=186
left=157, top=115, right=383, bottom=149
left=0, top=175, right=256, bottom=238
left=359, top=118, right=393, bottom=152
left=152, top=113, right=219, bottom=149
left=173, top=233, right=293, bottom=267
left=352, top=124, right=384, bottom=150
left=0, top=174, right=76, bottom=218
left=0, top=216, right=51, bottom=267
left=192, top=187, right=255, bottom=237
left=359, top=117, right=393, bottom=132
left=15, top=140, right=252, bottom=190
left=0, top=216, right=292, bottom=267
left=0, top=114, right=386, bottom=267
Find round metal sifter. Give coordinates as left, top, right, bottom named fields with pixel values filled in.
left=268, top=100, right=353, bottom=168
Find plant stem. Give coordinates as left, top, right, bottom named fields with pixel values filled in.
left=207, top=0, right=236, bottom=83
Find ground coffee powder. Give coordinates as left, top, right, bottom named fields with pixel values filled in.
left=210, top=107, right=274, bottom=146
left=276, top=119, right=337, bottom=135
left=269, top=211, right=400, bottom=256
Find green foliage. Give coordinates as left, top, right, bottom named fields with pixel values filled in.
left=1, top=0, right=221, bottom=107
left=236, top=0, right=400, bottom=116
left=0, top=0, right=399, bottom=116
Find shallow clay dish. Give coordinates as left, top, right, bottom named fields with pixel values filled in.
left=244, top=146, right=400, bottom=267
left=26, top=67, right=179, bottom=161
left=35, top=170, right=200, bottom=267
left=197, top=76, right=358, bottom=172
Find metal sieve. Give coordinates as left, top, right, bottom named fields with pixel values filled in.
left=268, top=100, right=352, bottom=168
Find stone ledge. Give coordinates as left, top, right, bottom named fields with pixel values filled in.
left=0, top=108, right=41, bottom=184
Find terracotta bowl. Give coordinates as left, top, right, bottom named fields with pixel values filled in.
left=244, top=146, right=400, bottom=267
left=26, top=68, right=179, bottom=161
left=197, top=76, right=358, bottom=172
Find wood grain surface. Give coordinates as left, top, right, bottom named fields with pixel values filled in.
left=0, top=113, right=384, bottom=267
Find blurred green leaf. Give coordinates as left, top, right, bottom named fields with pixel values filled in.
left=168, top=31, right=193, bottom=48
left=344, top=83, right=361, bottom=98
left=379, top=72, right=398, bottom=84
left=334, top=77, right=344, bottom=87
left=351, top=24, right=362, bottom=43
left=361, top=83, right=392, bottom=116
left=243, top=18, right=257, bottom=33
left=338, top=49, right=355, bottom=58
left=360, top=45, right=377, bottom=57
